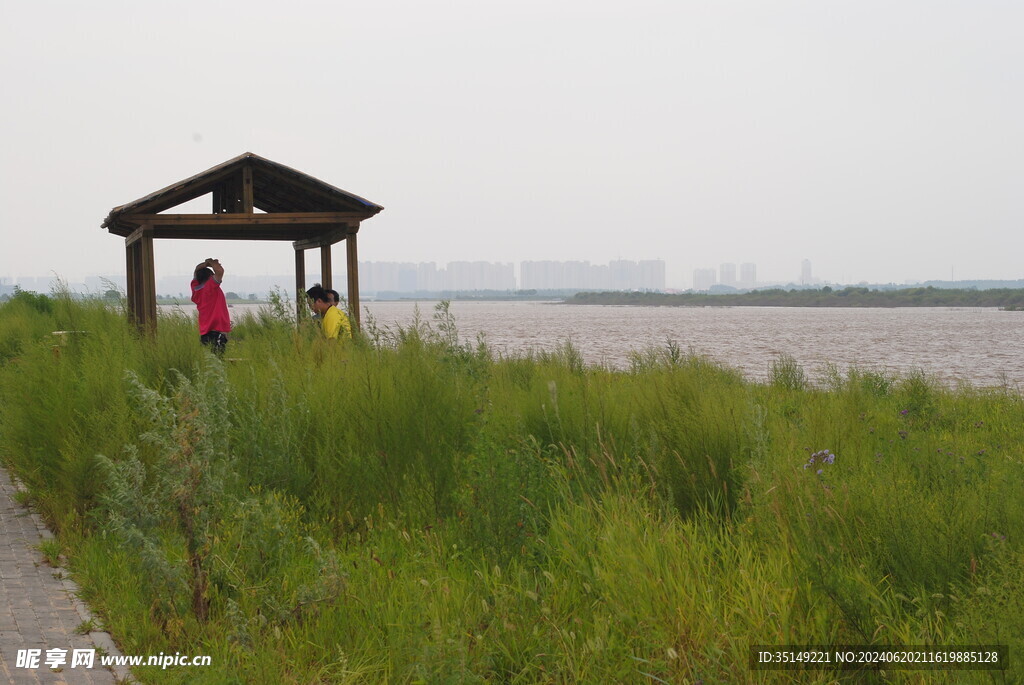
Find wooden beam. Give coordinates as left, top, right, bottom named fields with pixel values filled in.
left=125, top=225, right=146, bottom=246
left=346, top=224, right=360, bottom=331
left=294, top=248, right=306, bottom=323
left=146, top=226, right=325, bottom=242
left=292, top=226, right=348, bottom=251
left=122, top=212, right=374, bottom=226
left=106, top=211, right=377, bottom=238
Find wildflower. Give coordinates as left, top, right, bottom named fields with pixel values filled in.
left=804, top=449, right=836, bottom=470
left=900, top=409, right=909, bottom=416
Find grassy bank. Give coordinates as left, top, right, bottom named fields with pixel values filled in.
left=0, top=290, right=1021, bottom=683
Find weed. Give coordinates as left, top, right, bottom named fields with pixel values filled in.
left=768, top=353, right=807, bottom=390
left=36, top=538, right=64, bottom=566
left=75, top=618, right=99, bottom=634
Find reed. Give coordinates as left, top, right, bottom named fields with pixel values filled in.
left=1, top=296, right=1021, bottom=683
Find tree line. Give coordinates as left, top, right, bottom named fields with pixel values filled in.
left=568, top=286, right=1024, bottom=309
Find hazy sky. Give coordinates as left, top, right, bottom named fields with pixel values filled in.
left=2, top=0, right=1022, bottom=289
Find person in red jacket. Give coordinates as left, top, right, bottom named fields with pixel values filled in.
left=190, top=258, right=231, bottom=354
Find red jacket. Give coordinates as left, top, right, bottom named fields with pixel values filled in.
left=190, top=277, right=231, bottom=335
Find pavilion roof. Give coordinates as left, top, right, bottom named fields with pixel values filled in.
left=101, top=152, right=383, bottom=240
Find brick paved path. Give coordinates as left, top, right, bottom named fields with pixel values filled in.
left=0, top=469, right=129, bottom=684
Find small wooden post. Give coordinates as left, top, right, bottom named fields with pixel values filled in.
left=241, top=164, right=254, bottom=214
left=320, top=242, right=332, bottom=291
left=125, top=241, right=139, bottom=328
left=124, top=225, right=155, bottom=332
left=346, top=224, right=360, bottom=330
left=139, top=225, right=157, bottom=334
left=294, top=247, right=306, bottom=321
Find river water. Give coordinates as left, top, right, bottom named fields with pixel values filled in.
left=182, top=301, right=1023, bottom=388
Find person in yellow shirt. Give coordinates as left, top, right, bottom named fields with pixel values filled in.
left=305, top=285, right=352, bottom=339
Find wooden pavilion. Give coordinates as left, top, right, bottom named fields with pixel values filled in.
left=101, top=152, right=384, bottom=331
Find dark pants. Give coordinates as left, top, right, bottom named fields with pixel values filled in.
left=200, top=331, right=228, bottom=355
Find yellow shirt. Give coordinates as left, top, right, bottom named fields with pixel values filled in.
left=321, top=305, right=352, bottom=340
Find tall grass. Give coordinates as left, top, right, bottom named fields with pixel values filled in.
left=1, top=294, right=1021, bottom=682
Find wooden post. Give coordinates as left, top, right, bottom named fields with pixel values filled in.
left=242, top=164, right=254, bottom=214
left=294, top=247, right=306, bottom=322
left=320, top=243, right=332, bottom=291
left=139, top=226, right=157, bottom=334
left=124, top=225, right=155, bottom=332
left=125, top=241, right=139, bottom=328
left=212, top=185, right=226, bottom=213
left=346, top=224, right=360, bottom=330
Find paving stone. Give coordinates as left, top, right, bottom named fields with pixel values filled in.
left=0, top=470, right=125, bottom=684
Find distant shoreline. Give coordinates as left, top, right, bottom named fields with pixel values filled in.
left=567, top=287, right=1024, bottom=310
left=9, top=287, right=1024, bottom=311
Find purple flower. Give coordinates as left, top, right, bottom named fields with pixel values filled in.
left=804, top=449, right=836, bottom=470
left=900, top=409, right=909, bottom=416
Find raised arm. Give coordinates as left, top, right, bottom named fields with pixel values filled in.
left=208, top=258, right=225, bottom=282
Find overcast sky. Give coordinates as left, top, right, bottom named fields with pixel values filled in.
left=2, top=0, right=1021, bottom=289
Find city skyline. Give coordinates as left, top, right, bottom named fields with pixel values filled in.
left=4, top=256, right=1012, bottom=298
left=0, top=258, right=668, bottom=296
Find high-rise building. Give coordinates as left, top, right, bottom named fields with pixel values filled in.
left=693, top=268, right=717, bottom=291
left=609, top=260, right=637, bottom=290
left=520, top=260, right=665, bottom=291
left=418, top=262, right=442, bottom=291
left=740, top=263, right=757, bottom=289
left=719, top=263, right=737, bottom=287
left=801, top=259, right=812, bottom=285
left=520, top=261, right=562, bottom=290
left=638, top=260, right=666, bottom=291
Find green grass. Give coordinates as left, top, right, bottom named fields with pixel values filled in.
left=1, top=291, right=1021, bottom=683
